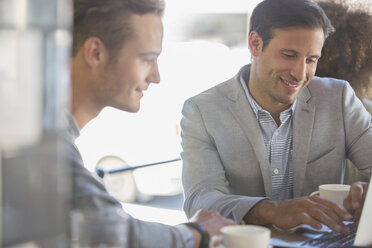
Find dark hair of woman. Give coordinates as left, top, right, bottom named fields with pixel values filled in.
left=316, top=0, right=372, bottom=99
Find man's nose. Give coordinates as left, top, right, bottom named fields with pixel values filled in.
left=147, top=62, right=160, bottom=84
left=290, top=60, right=306, bottom=82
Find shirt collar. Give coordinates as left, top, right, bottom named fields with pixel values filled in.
left=64, top=110, right=80, bottom=142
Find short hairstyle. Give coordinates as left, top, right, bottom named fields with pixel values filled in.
left=73, top=0, right=165, bottom=58
left=249, top=0, right=335, bottom=50
left=316, top=0, right=372, bottom=98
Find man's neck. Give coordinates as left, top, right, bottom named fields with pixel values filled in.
left=70, top=104, right=100, bottom=130
left=246, top=71, right=290, bottom=126
left=70, top=55, right=104, bottom=130
left=70, top=84, right=102, bottom=130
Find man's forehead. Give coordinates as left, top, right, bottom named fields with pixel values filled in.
left=120, top=13, right=163, bottom=53
left=271, top=26, right=324, bottom=38
left=269, top=27, right=324, bottom=55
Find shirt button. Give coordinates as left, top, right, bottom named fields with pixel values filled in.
left=274, top=131, right=279, bottom=136
left=274, top=168, right=279, bottom=174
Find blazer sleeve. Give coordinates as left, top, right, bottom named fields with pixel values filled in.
left=67, top=137, right=194, bottom=248
left=342, top=82, right=372, bottom=178
left=181, top=98, right=265, bottom=224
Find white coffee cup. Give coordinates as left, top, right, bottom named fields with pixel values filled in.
left=209, top=225, right=271, bottom=248
left=310, top=184, right=351, bottom=207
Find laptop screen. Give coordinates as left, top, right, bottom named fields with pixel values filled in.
left=354, top=176, right=372, bottom=246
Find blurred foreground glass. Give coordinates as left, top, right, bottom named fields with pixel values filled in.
left=70, top=207, right=130, bottom=248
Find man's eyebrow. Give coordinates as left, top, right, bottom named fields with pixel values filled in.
left=281, top=49, right=297, bottom=54
left=281, top=49, right=321, bottom=58
left=139, top=51, right=160, bottom=57
left=307, top=54, right=321, bottom=60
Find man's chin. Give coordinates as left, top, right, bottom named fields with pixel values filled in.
left=278, top=95, right=297, bottom=106
left=114, top=104, right=140, bottom=113
left=126, top=106, right=140, bottom=113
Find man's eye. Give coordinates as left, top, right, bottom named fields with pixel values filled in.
left=283, top=53, right=295, bottom=58
left=144, top=58, right=156, bottom=64
left=307, top=58, right=317, bottom=64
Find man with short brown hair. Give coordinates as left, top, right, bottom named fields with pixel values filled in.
left=181, top=0, right=371, bottom=235
left=68, top=0, right=234, bottom=247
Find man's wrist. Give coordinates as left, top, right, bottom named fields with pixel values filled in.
left=184, top=222, right=210, bottom=248
left=243, top=199, right=278, bottom=226
left=188, top=227, right=201, bottom=248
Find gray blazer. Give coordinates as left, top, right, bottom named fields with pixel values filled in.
left=64, top=112, right=194, bottom=248
left=181, top=64, right=372, bottom=223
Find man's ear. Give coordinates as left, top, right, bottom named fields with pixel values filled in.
left=248, top=31, right=263, bottom=57
left=82, top=37, right=107, bottom=67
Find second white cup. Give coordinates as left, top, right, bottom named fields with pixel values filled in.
left=310, top=184, right=351, bottom=207
left=210, top=225, right=271, bottom=248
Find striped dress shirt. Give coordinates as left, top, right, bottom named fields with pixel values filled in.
left=240, top=75, right=294, bottom=200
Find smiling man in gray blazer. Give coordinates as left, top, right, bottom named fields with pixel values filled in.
left=181, top=0, right=372, bottom=235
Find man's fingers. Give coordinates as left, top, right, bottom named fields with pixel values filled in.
left=310, top=195, right=352, bottom=221
left=311, top=202, right=343, bottom=223
left=350, top=183, right=364, bottom=209
left=294, top=212, right=322, bottom=230
left=343, top=195, right=353, bottom=213
left=306, top=207, right=349, bottom=234
left=289, top=208, right=348, bottom=234
left=271, top=194, right=361, bottom=232
left=344, top=182, right=369, bottom=218
left=361, top=183, right=369, bottom=204
left=298, top=196, right=351, bottom=234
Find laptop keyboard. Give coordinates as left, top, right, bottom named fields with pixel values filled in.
left=302, top=222, right=357, bottom=247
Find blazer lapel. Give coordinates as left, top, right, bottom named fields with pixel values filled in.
left=292, top=87, right=315, bottom=197
left=225, top=69, right=273, bottom=197
left=221, top=65, right=316, bottom=198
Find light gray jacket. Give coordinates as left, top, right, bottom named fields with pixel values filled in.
left=181, top=64, right=372, bottom=223
left=65, top=112, right=194, bottom=248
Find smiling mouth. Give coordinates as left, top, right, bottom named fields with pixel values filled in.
left=135, top=89, right=144, bottom=97
left=281, top=78, right=298, bottom=87
left=279, top=77, right=302, bottom=94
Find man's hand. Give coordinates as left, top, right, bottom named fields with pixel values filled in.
left=343, top=181, right=369, bottom=223
left=188, top=209, right=235, bottom=248
left=244, top=196, right=353, bottom=234
left=189, top=209, right=235, bottom=236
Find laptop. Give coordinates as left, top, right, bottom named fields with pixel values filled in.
left=271, top=176, right=372, bottom=247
